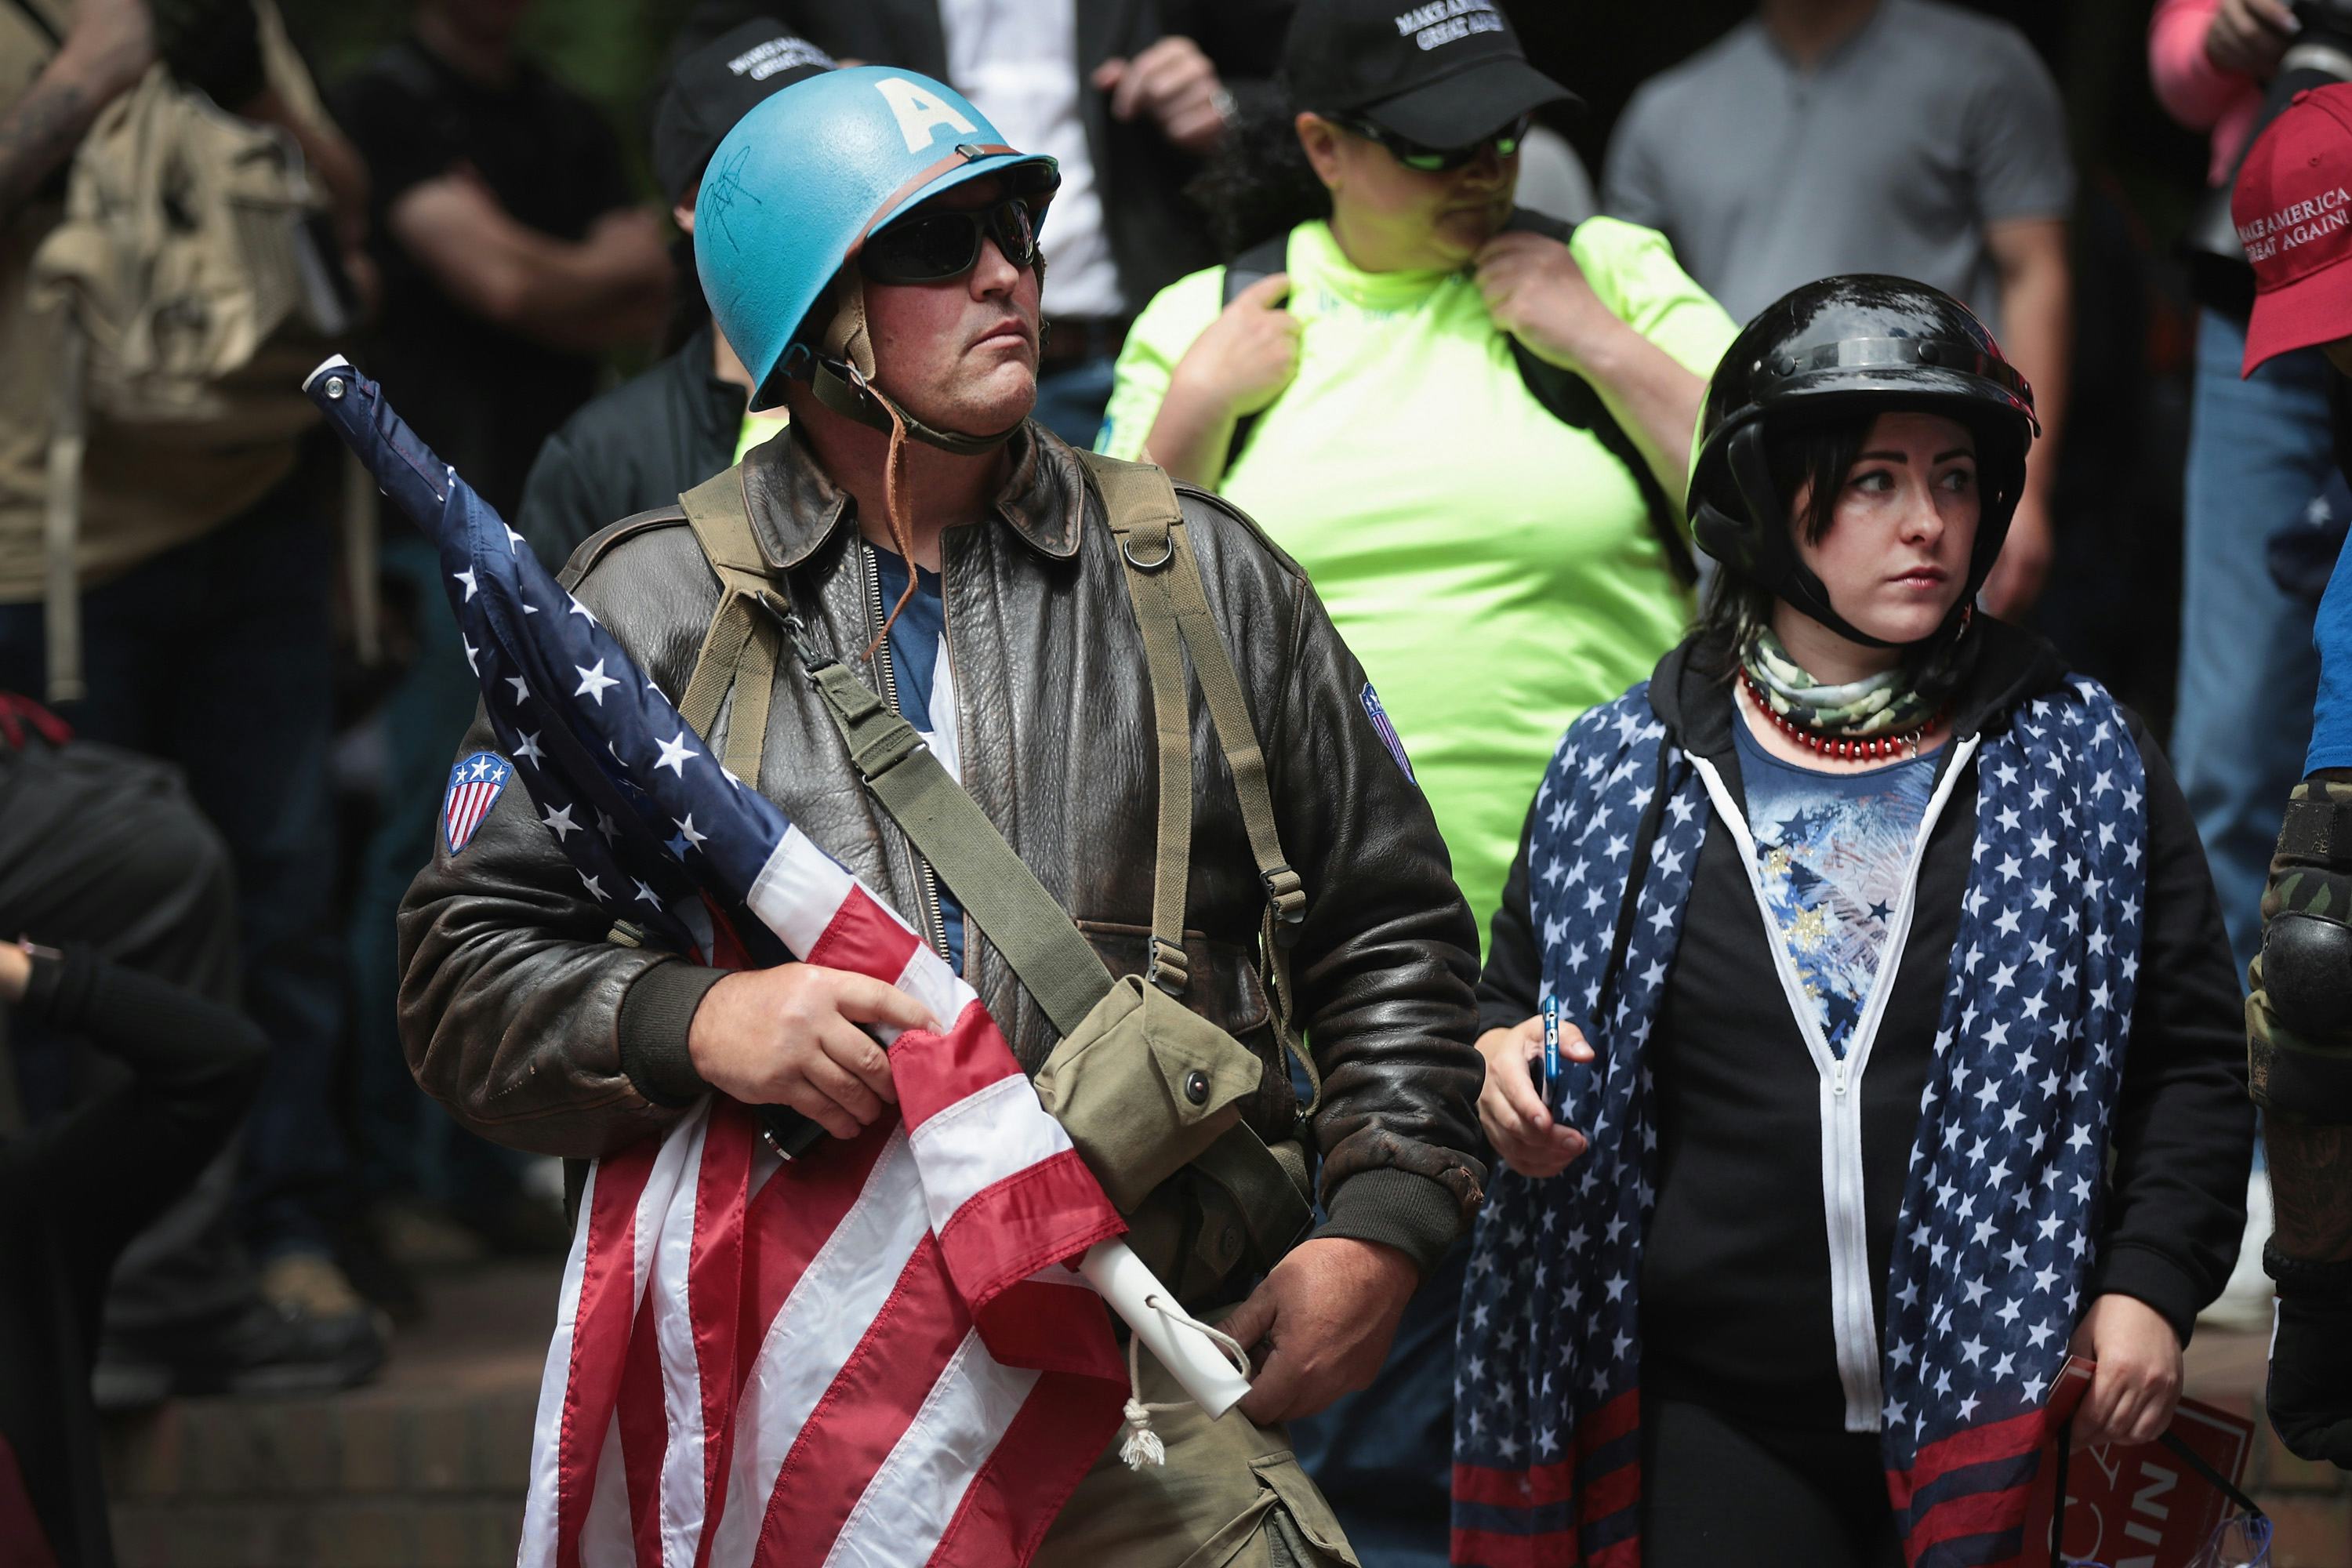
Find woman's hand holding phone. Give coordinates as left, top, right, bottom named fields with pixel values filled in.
left=1476, top=1013, right=1592, bottom=1178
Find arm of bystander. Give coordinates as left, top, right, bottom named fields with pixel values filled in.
left=388, top=180, right=670, bottom=354
left=1980, top=216, right=2071, bottom=617
left=1967, top=25, right=2075, bottom=617
left=1474, top=217, right=1737, bottom=503
left=0, top=0, right=150, bottom=225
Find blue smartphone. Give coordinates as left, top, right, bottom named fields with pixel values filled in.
left=1541, top=994, right=1560, bottom=1102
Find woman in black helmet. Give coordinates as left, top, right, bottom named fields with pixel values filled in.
left=1450, top=278, right=2253, bottom=1566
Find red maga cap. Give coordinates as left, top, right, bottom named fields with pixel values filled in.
left=2236, top=83, right=2352, bottom=376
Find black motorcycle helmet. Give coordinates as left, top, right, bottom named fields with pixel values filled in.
left=1688, top=275, right=2040, bottom=648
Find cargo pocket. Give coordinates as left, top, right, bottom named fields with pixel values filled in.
left=1077, top=920, right=1296, bottom=1147
left=1167, top=1446, right=1362, bottom=1568
left=1250, top=1455, right=1358, bottom=1568
left=1031, top=974, right=1265, bottom=1212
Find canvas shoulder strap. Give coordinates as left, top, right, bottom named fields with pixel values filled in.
left=676, top=462, right=1117, bottom=1036
left=675, top=466, right=779, bottom=782
left=1080, top=451, right=1305, bottom=938
left=3, top=0, right=60, bottom=49
left=1079, top=450, right=1316, bottom=1109
left=673, top=452, right=1315, bottom=1250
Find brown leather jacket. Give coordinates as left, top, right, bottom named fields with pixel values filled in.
left=396, top=423, right=1486, bottom=1269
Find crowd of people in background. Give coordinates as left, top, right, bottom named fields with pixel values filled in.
left=0, top=0, right=2334, bottom=1563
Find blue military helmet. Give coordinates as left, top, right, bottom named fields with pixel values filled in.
left=692, top=66, right=1060, bottom=447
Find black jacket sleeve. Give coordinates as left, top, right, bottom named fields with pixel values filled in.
left=5, top=946, right=268, bottom=1258
left=2091, top=714, right=2258, bottom=1341
left=1240, top=517, right=1486, bottom=1272
left=1477, top=794, right=1544, bottom=1036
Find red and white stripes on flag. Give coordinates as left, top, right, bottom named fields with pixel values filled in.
left=517, top=837, right=1131, bottom=1568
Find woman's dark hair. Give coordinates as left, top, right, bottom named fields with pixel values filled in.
left=1693, top=405, right=1983, bottom=671
left=1185, top=86, right=1330, bottom=259
left=1695, top=411, right=1871, bottom=665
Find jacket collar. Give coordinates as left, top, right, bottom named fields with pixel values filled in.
left=738, top=418, right=1094, bottom=571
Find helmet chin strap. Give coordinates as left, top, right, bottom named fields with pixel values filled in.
left=803, top=272, right=1025, bottom=457
left=1711, top=422, right=1978, bottom=653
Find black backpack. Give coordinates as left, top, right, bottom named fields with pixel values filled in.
left=1220, top=208, right=1697, bottom=586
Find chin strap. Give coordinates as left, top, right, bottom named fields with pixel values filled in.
left=800, top=270, right=1025, bottom=458
left=1701, top=419, right=2009, bottom=648
left=790, top=271, right=1025, bottom=655
left=1717, top=423, right=1907, bottom=648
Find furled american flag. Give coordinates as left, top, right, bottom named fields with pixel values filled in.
left=303, top=358, right=1137, bottom=1567
left=1455, top=681, right=2146, bottom=1568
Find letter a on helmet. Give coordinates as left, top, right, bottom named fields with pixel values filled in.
left=690, top=66, right=1060, bottom=438
left=875, top=76, right=978, bottom=154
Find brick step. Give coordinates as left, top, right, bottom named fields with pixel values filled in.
left=100, top=1259, right=559, bottom=1566
left=103, top=1379, right=536, bottom=1501
left=109, top=1497, right=520, bottom=1568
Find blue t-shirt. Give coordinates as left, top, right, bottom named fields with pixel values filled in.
left=2309, top=468, right=2352, bottom=775
left=873, top=550, right=969, bottom=974
left=1733, top=718, right=1936, bottom=1058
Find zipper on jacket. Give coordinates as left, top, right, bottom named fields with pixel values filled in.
left=862, top=542, right=953, bottom=965
left=1689, top=735, right=1981, bottom=1433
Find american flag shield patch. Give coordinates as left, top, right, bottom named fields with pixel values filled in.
left=442, top=750, right=510, bottom=855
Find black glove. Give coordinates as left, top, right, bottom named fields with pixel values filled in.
left=150, top=0, right=266, bottom=110
left=2269, top=1291, right=2352, bottom=1468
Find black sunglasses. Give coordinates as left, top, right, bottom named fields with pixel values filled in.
left=860, top=196, right=1044, bottom=285
left=1332, top=113, right=1531, bottom=172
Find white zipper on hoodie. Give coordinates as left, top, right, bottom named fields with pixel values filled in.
left=1687, top=735, right=1980, bottom=1433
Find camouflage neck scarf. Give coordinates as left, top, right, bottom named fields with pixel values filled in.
left=1739, top=610, right=1978, bottom=738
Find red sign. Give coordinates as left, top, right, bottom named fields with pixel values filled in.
left=2023, top=1357, right=2260, bottom=1568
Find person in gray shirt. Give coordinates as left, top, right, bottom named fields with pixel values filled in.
left=1602, top=0, right=2073, bottom=617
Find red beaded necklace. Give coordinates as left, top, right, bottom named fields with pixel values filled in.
left=1738, top=667, right=1947, bottom=762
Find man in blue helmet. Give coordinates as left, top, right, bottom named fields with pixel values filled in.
left=394, top=67, right=1486, bottom=1559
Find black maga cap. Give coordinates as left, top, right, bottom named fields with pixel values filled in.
left=1283, top=0, right=1575, bottom=148
left=652, top=20, right=833, bottom=209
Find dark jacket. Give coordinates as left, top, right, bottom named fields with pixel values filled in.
left=397, top=422, right=1486, bottom=1272
left=681, top=0, right=1293, bottom=308
left=1477, top=621, right=2252, bottom=1427
left=513, top=323, right=747, bottom=573
left=4, top=946, right=267, bottom=1568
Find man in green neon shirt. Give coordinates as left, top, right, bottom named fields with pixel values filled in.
left=1099, top=2, right=1736, bottom=956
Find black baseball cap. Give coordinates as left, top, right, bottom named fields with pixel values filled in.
left=1283, top=0, right=1576, bottom=149
left=652, top=20, right=834, bottom=209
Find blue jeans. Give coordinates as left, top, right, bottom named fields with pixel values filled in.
left=1290, top=1236, right=1465, bottom=1568
left=2174, top=310, right=2334, bottom=977
left=0, top=470, right=346, bottom=1256
left=347, top=533, right=525, bottom=1210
